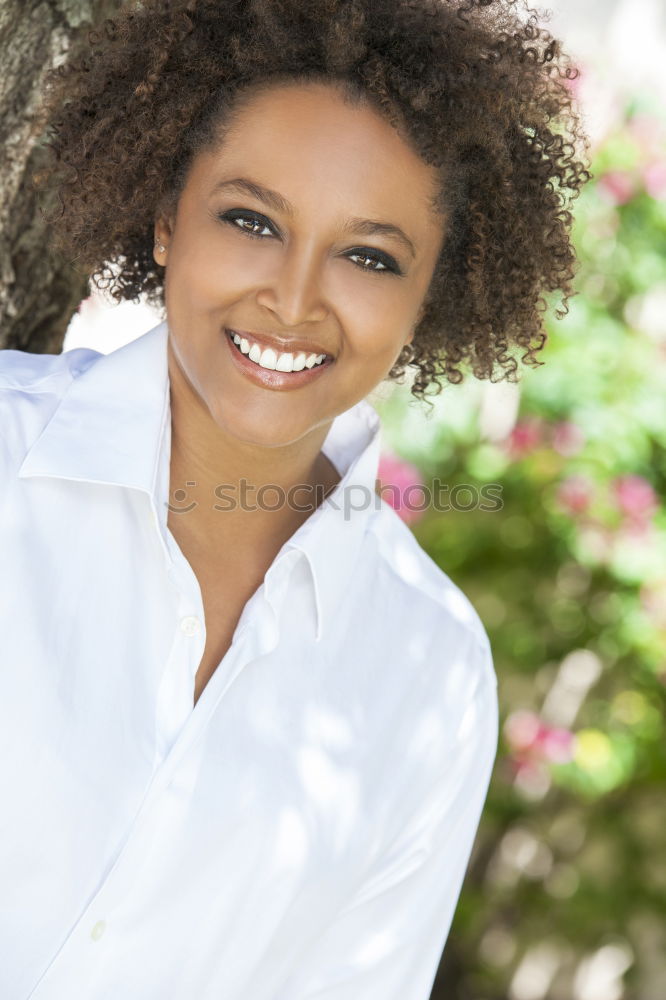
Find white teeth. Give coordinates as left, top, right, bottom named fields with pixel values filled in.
left=259, top=348, right=278, bottom=370
left=275, top=353, right=294, bottom=372
left=230, top=331, right=328, bottom=372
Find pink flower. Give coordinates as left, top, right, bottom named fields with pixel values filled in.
left=612, top=474, right=658, bottom=522
left=534, top=726, right=575, bottom=764
left=556, top=474, right=594, bottom=515
left=505, top=416, right=543, bottom=458
left=551, top=421, right=585, bottom=457
left=504, top=710, right=541, bottom=752
left=376, top=452, right=425, bottom=525
left=644, top=161, right=666, bottom=200
left=504, top=710, right=574, bottom=766
left=598, top=171, right=636, bottom=206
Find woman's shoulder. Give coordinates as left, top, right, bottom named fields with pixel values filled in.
left=0, top=343, right=101, bottom=390
left=357, top=502, right=499, bottom=795
left=365, top=498, right=496, bottom=685
left=0, top=343, right=102, bottom=472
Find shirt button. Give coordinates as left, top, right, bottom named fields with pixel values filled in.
left=90, top=920, right=106, bottom=941
left=180, top=615, right=201, bottom=636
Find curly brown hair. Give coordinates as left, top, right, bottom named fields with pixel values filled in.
left=31, top=0, right=591, bottom=405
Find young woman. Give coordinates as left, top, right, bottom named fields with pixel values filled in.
left=0, top=0, right=589, bottom=997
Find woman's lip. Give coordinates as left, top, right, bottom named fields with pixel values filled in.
left=223, top=328, right=334, bottom=390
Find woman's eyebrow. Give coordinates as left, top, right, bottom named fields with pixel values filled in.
left=211, top=176, right=418, bottom=259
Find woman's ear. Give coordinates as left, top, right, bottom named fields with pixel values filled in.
left=153, top=208, right=175, bottom=265
left=153, top=218, right=170, bottom=265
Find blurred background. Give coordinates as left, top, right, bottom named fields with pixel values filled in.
left=56, top=0, right=666, bottom=997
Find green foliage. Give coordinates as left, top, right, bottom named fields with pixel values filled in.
left=376, top=90, right=666, bottom=999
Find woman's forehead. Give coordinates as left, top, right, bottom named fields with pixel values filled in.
left=191, top=83, right=444, bottom=212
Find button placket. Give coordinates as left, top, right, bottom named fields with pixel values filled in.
left=153, top=607, right=205, bottom=758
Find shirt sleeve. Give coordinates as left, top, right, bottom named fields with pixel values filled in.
left=277, top=641, right=499, bottom=1000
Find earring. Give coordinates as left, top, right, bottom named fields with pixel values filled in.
left=154, top=241, right=166, bottom=253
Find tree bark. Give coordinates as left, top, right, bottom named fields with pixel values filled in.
left=0, top=0, right=122, bottom=354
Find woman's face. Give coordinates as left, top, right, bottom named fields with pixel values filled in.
left=155, top=81, right=445, bottom=448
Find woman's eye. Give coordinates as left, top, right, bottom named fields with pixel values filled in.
left=219, top=210, right=274, bottom=239
left=218, top=210, right=401, bottom=276
left=347, top=251, right=395, bottom=274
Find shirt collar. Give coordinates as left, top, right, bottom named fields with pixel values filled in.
left=18, top=320, right=383, bottom=643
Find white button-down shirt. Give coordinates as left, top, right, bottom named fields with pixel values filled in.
left=0, top=320, right=498, bottom=1000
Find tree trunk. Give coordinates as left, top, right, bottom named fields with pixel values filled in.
left=0, top=0, right=123, bottom=354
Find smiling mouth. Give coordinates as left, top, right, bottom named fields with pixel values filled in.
left=226, top=329, right=333, bottom=373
